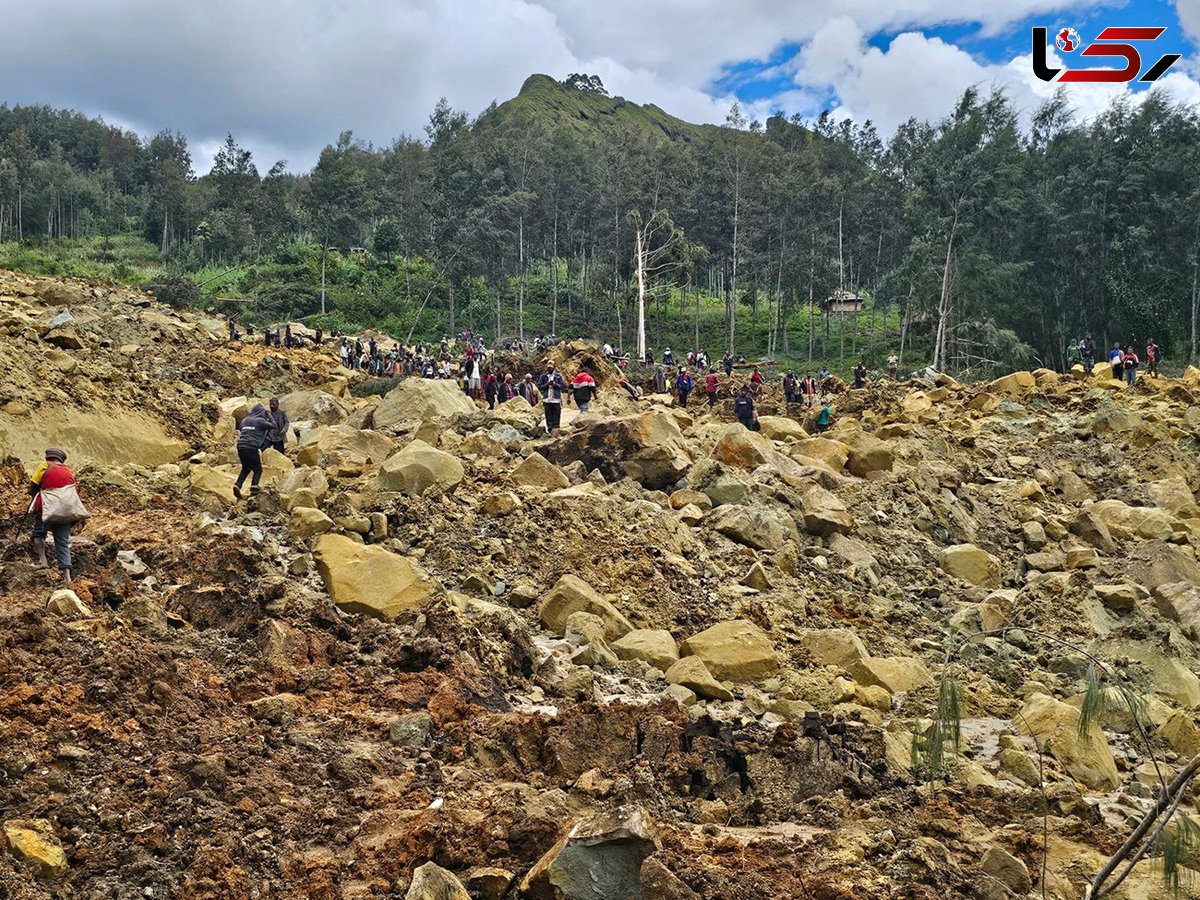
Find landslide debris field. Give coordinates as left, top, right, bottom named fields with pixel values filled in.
left=5, top=271, right=1200, bottom=900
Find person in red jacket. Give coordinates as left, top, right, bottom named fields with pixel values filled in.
left=29, top=447, right=80, bottom=583
left=705, top=371, right=719, bottom=406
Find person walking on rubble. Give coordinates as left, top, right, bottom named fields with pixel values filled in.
left=29, top=447, right=88, bottom=585
left=1145, top=338, right=1161, bottom=378
left=570, top=369, right=598, bottom=413
left=538, top=362, right=567, bottom=432
left=734, top=385, right=758, bottom=431
left=1123, top=346, right=1139, bottom=387
left=1109, top=342, right=1125, bottom=380
left=1080, top=333, right=1097, bottom=375
left=233, top=404, right=274, bottom=499
left=705, top=370, right=719, bottom=406
left=674, top=366, right=693, bottom=408
left=267, top=397, right=290, bottom=454
left=801, top=371, right=818, bottom=408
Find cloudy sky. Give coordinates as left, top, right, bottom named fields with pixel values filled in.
left=3, top=0, right=1199, bottom=172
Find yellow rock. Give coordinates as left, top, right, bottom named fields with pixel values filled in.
left=3, top=819, right=67, bottom=880
left=313, top=534, right=435, bottom=621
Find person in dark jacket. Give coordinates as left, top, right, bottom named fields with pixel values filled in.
left=675, top=367, right=693, bottom=407
left=538, top=363, right=567, bottom=432
left=733, top=386, right=758, bottom=430
left=29, top=447, right=80, bottom=582
left=234, top=404, right=273, bottom=499
left=267, top=398, right=290, bottom=454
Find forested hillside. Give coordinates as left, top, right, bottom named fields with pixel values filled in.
left=0, top=73, right=1198, bottom=375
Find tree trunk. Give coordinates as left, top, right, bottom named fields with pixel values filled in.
left=518, top=215, right=526, bottom=341
left=551, top=209, right=559, bottom=334
left=932, top=212, right=959, bottom=372
left=161, top=205, right=169, bottom=257
left=899, top=282, right=913, bottom=367
left=1192, top=215, right=1200, bottom=363
left=320, top=238, right=329, bottom=315
left=448, top=282, right=456, bottom=335
left=635, top=226, right=648, bottom=361
left=808, top=231, right=816, bottom=363
left=729, top=183, right=740, bottom=353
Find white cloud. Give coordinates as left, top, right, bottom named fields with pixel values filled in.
left=0, top=0, right=1193, bottom=172
left=790, top=17, right=1200, bottom=133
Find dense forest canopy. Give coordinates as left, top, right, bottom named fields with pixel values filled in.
left=0, top=73, right=1198, bottom=376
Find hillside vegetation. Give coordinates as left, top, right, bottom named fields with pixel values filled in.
left=0, top=74, right=1197, bottom=379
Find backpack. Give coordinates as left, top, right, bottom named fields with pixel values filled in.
left=39, top=465, right=90, bottom=526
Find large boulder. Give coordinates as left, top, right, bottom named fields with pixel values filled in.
left=791, top=437, right=850, bottom=471
left=756, top=416, right=807, bottom=442
left=538, top=575, right=633, bottom=640
left=799, top=628, right=869, bottom=668
left=685, top=459, right=751, bottom=507
left=277, top=389, right=349, bottom=426
left=939, top=543, right=1002, bottom=589
left=611, top=629, right=680, bottom=671
left=0, top=404, right=188, bottom=469
left=665, top=656, right=733, bottom=702
left=680, top=620, right=779, bottom=682
left=542, top=410, right=692, bottom=490
left=1089, top=499, right=1175, bottom=541
left=188, top=464, right=236, bottom=504
left=710, top=424, right=774, bottom=468
left=520, top=806, right=657, bottom=900
left=709, top=505, right=794, bottom=551
left=377, top=440, right=464, bottom=495
left=848, top=656, right=931, bottom=694
left=296, top=425, right=395, bottom=474
left=275, top=466, right=330, bottom=504
left=798, top=484, right=854, bottom=536
left=1016, top=693, right=1119, bottom=790
left=375, top=378, right=476, bottom=429
left=313, top=534, right=435, bottom=620
left=988, top=371, right=1036, bottom=398
left=836, top=428, right=893, bottom=477
left=511, top=453, right=570, bottom=490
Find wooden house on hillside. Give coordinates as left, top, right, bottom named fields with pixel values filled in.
left=822, top=290, right=863, bottom=314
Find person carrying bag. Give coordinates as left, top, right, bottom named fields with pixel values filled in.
left=29, top=447, right=88, bottom=584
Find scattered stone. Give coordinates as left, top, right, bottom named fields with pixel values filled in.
left=390, top=712, right=435, bottom=749
left=377, top=439, right=465, bottom=495
left=288, top=506, right=336, bottom=540
left=938, top=543, right=1001, bottom=589
left=313, top=534, right=435, bottom=621
left=483, top=491, right=522, bottom=515
left=538, top=575, right=633, bottom=640
left=1016, top=692, right=1118, bottom=790
left=679, top=620, right=779, bottom=682
left=798, top=483, right=854, bottom=536
left=611, top=629, right=680, bottom=671
left=465, top=867, right=515, bottom=900
left=1095, top=583, right=1138, bottom=613
left=740, top=562, right=772, bottom=590
left=979, top=846, right=1032, bottom=896
left=512, top=452, right=571, bottom=490
left=405, top=861, right=470, bottom=900
left=709, top=505, right=793, bottom=551
left=3, top=819, right=67, bottom=880
left=520, top=806, right=658, bottom=900
left=665, top=656, right=733, bottom=701
left=46, top=589, right=89, bottom=619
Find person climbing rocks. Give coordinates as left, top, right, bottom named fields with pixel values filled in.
left=1109, top=342, right=1124, bottom=380
left=234, top=404, right=274, bottom=499
left=705, top=370, right=719, bottom=406
left=1080, top=333, right=1096, bottom=374
left=1146, top=339, right=1161, bottom=378
left=815, top=400, right=835, bottom=433
left=1123, top=346, right=1139, bottom=386
left=723, top=351, right=734, bottom=377
left=733, top=385, right=758, bottom=431
left=653, top=365, right=668, bottom=394
left=853, top=361, right=868, bottom=388
left=1067, top=340, right=1082, bottom=369
left=662, top=348, right=674, bottom=367
left=888, top=351, right=899, bottom=379
left=314, top=326, right=323, bottom=346
left=468, top=355, right=483, bottom=399
left=538, top=362, right=566, bottom=432
left=749, top=366, right=764, bottom=398
left=570, top=370, right=598, bottom=412
left=228, top=318, right=240, bottom=342
left=29, top=447, right=87, bottom=585
left=801, top=371, right=818, bottom=407
left=267, top=397, right=290, bottom=454
left=818, top=364, right=831, bottom=396
left=674, top=366, right=693, bottom=408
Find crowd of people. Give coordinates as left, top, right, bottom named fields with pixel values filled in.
left=1067, top=335, right=1161, bottom=385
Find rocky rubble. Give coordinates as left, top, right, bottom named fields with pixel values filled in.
left=3, top=270, right=1200, bottom=897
